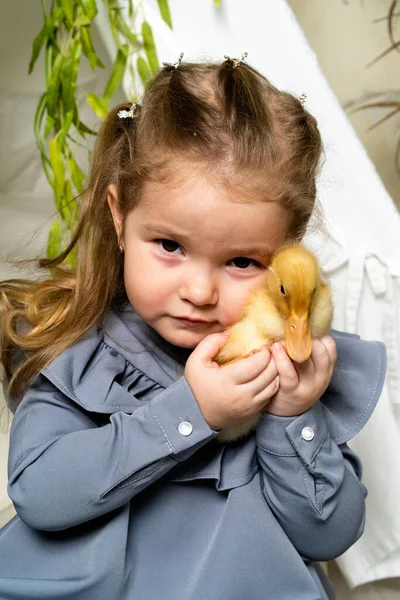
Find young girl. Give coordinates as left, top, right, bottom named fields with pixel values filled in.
left=0, top=56, right=386, bottom=600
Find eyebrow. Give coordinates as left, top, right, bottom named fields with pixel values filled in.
left=140, top=223, right=273, bottom=260
left=234, top=248, right=273, bottom=260
left=139, top=223, right=190, bottom=241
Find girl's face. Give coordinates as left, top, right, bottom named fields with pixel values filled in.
left=108, top=174, right=289, bottom=348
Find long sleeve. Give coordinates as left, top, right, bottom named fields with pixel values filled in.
left=7, top=373, right=216, bottom=531
left=256, top=401, right=366, bottom=561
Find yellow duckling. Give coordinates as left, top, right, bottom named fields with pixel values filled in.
left=215, top=243, right=333, bottom=442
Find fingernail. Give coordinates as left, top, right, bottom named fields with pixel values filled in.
left=273, top=342, right=282, bottom=352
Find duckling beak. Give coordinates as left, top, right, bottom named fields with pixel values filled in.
left=284, top=312, right=312, bottom=363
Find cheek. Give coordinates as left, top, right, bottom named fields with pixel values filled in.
left=221, top=303, right=246, bottom=328
left=123, top=252, right=174, bottom=311
left=219, top=277, right=265, bottom=327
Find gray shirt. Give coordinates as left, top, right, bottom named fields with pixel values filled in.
left=0, top=306, right=387, bottom=599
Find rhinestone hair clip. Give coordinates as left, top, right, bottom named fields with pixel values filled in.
left=299, top=92, right=307, bottom=106
left=118, top=103, right=137, bottom=119
left=224, top=52, right=248, bottom=68
left=162, top=52, right=184, bottom=70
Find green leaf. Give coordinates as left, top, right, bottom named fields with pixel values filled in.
left=80, top=0, right=98, bottom=21
left=57, top=110, right=74, bottom=152
left=45, top=41, right=54, bottom=86
left=81, top=25, right=101, bottom=70
left=61, top=40, right=82, bottom=115
left=44, top=114, right=55, bottom=139
left=68, top=155, right=86, bottom=193
left=47, top=53, right=64, bottom=118
left=86, top=93, right=109, bottom=119
left=47, top=220, right=63, bottom=258
left=62, top=179, right=75, bottom=227
left=157, top=0, right=172, bottom=29
left=29, top=23, right=49, bottom=74
left=142, top=21, right=159, bottom=72
left=29, top=7, right=64, bottom=74
left=71, top=100, right=80, bottom=128
left=34, top=92, right=48, bottom=153
left=77, top=120, right=97, bottom=136
left=60, top=0, right=74, bottom=26
left=49, top=137, right=65, bottom=214
left=136, top=56, right=151, bottom=88
left=103, top=46, right=128, bottom=103
left=114, top=12, right=138, bottom=46
left=76, top=13, right=91, bottom=27
left=109, top=10, right=120, bottom=49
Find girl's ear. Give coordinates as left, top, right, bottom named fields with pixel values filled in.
left=107, top=184, right=124, bottom=241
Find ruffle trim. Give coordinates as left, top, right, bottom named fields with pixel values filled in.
left=42, top=321, right=386, bottom=447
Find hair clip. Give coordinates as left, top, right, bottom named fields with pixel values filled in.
left=224, top=52, right=248, bottom=68
left=162, top=52, right=184, bottom=70
left=118, top=103, right=137, bottom=119
left=299, top=92, right=307, bottom=106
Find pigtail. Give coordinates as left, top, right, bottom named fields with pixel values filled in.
left=0, top=103, right=140, bottom=404
left=140, top=64, right=220, bottom=158
left=167, top=67, right=216, bottom=146
left=218, top=60, right=270, bottom=132
left=216, top=60, right=274, bottom=167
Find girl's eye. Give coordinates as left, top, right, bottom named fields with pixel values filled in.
left=157, top=239, right=181, bottom=253
left=231, top=257, right=258, bottom=269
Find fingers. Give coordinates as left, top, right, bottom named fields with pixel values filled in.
left=254, top=375, right=280, bottom=404
left=224, top=346, right=272, bottom=384
left=246, top=355, right=278, bottom=396
left=310, top=336, right=336, bottom=373
left=272, top=337, right=336, bottom=387
left=271, top=342, right=299, bottom=391
left=194, top=332, right=230, bottom=365
left=319, top=335, right=337, bottom=364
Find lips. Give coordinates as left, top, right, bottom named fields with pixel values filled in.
left=175, top=317, right=212, bottom=326
left=182, top=317, right=209, bottom=323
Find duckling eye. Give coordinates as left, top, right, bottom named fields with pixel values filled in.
left=280, top=284, right=286, bottom=296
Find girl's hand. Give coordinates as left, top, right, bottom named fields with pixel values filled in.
left=185, top=333, right=279, bottom=431
left=266, top=335, right=337, bottom=417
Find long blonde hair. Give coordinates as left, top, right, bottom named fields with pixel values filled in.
left=0, top=59, right=323, bottom=405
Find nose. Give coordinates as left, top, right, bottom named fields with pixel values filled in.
left=179, top=265, right=218, bottom=306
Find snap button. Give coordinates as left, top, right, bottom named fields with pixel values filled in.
left=301, top=426, right=315, bottom=441
left=178, top=421, right=193, bottom=436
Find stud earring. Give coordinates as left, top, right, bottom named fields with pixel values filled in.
left=118, top=240, right=125, bottom=253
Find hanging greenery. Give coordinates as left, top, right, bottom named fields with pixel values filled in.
left=30, top=0, right=221, bottom=260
